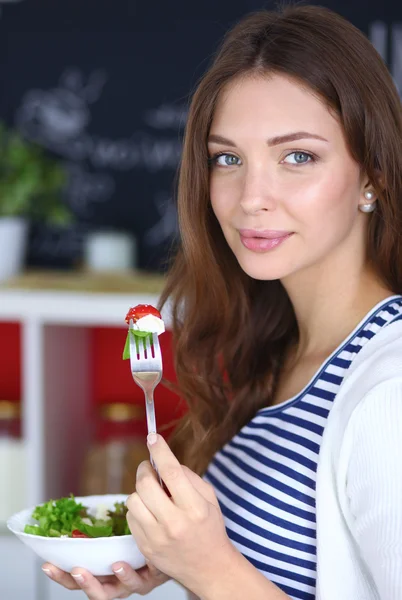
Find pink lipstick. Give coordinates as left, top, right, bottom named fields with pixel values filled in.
left=239, top=229, right=293, bottom=252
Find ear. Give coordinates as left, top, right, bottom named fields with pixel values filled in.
left=371, top=169, right=386, bottom=192
left=361, top=180, right=375, bottom=202
left=376, top=173, right=386, bottom=192
left=361, top=169, right=385, bottom=198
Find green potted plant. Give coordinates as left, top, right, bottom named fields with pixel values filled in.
left=0, top=121, right=72, bottom=281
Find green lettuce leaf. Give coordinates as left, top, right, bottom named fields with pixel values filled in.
left=24, top=494, right=85, bottom=537
left=122, top=331, right=130, bottom=360
left=75, top=520, right=113, bottom=538
left=107, top=501, right=130, bottom=536
left=23, top=496, right=131, bottom=538
left=122, top=329, right=153, bottom=360
left=24, top=525, right=46, bottom=536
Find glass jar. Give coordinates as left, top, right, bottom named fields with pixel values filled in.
left=0, top=400, right=27, bottom=523
left=80, top=402, right=150, bottom=496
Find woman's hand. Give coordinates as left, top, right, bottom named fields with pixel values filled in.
left=125, top=433, right=240, bottom=597
left=41, top=560, right=170, bottom=599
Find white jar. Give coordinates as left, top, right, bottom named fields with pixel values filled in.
left=0, top=217, right=28, bottom=282
left=83, top=229, right=137, bottom=272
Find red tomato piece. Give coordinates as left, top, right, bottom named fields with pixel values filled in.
left=71, top=529, right=90, bottom=538
left=125, top=304, right=162, bottom=324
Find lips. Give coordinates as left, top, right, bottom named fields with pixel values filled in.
left=239, top=229, right=292, bottom=239
left=238, top=229, right=294, bottom=252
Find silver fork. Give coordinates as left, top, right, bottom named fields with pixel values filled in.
left=129, top=320, right=163, bottom=486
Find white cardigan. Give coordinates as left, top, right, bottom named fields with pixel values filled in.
left=315, top=318, right=402, bottom=600
left=187, top=318, right=402, bottom=600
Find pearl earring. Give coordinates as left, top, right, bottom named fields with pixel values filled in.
left=359, top=190, right=376, bottom=213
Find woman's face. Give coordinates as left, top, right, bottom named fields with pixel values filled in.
left=208, top=74, right=371, bottom=282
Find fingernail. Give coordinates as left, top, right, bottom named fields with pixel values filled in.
left=113, top=565, right=125, bottom=574
left=147, top=433, right=158, bottom=445
left=42, top=567, right=53, bottom=578
left=71, top=573, right=84, bottom=583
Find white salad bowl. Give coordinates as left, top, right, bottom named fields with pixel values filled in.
left=7, top=494, right=146, bottom=576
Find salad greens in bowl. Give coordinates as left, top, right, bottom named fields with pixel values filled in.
left=7, top=494, right=146, bottom=575
left=22, top=493, right=130, bottom=539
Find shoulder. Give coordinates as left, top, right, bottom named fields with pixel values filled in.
left=356, top=316, right=402, bottom=361
left=341, top=319, right=402, bottom=397
left=322, top=320, right=402, bottom=448
left=350, top=377, right=402, bottom=432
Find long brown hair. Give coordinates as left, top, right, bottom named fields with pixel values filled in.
left=159, top=3, right=402, bottom=474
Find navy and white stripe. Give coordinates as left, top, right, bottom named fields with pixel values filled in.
left=204, top=296, right=402, bottom=600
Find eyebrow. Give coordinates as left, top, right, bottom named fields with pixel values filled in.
left=207, top=131, right=329, bottom=147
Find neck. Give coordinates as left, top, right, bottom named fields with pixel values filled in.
left=281, top=257, right=393, bottom=363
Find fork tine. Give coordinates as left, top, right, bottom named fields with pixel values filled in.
left=128, top=321, right=136, bottom=359
left=144, top=333, right=152, bottom=359
left=129, top=322, right=144, bottom=361
left=152, top=333, right=162, bottom=360
left=137, top=336, right=145, bottom=360
left=128, top=321, right=163, bottom=370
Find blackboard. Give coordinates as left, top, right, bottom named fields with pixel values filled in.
left=0, top=0, right=401, bottom=270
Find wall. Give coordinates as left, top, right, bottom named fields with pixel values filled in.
left=0, top=0, right=401, bottom=270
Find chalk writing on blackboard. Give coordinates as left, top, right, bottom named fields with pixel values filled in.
left=15, top=67, right=185, bottom=222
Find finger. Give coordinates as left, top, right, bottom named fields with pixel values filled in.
left=126, top=487, right=160, bottom=525
left=41, top=563, right=81, bottom=590
left=71, top=568, right=137, bottom=600
left=125, top=496, right=153, bottom=553
left=111, top=562, right=170, bottom=597
left=42, top=563, right=132, bottom=600
left=42, top=563, right=118, bottom=588
left=141, top=562, right=171, bottom=589
left=181, top=465, right=220, bottom=507
left=111, top=561, right=152, bottom=593
left=147, top=433, right=202, bottom=510
left=70, top=568, right=113, bottom=600
left=144, top=560, right=164, bottom=578
left=126, top=506, right=154, bottom=556
left=133, top=461, right=177, bottom=521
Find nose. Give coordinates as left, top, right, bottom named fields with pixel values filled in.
left=239, top=167, right=277, bottom=215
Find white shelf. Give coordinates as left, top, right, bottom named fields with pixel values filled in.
left=0, top=272, right=181, bottom=600
left=0, top=288, right=163, bottom=325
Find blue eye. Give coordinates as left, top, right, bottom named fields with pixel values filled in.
left=283, top=151, right=315, bottom=165
left=208, top=153, right=242, bottom=167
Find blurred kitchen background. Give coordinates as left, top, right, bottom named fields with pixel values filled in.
left=0, top=0, right=401, bottom=598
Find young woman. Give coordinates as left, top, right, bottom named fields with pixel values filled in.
left=43, top=4, right=402, bottom=599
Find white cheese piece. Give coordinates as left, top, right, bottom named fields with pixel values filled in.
left=89, top=503, right=112, bottom=521
left=133, top=314, right=165, bottom=335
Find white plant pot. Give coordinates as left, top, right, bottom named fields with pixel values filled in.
left=0, top=217, right=28, bottom=282
left=83, top=230, right=137, bottom=272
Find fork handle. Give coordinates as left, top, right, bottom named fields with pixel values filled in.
left=150, top=456, right=171, bottom=496
left=144, top=389, right=157, bottom=434
left=144, top=389, right=164, bottom=487
left=150, top=456, right=163, bottom=484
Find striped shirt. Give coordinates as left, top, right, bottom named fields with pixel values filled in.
left=204, top=296, right=402, bottom=600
